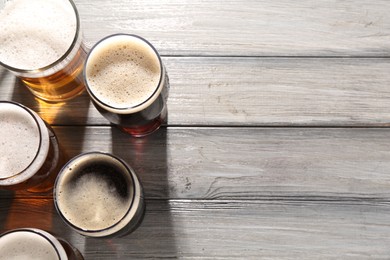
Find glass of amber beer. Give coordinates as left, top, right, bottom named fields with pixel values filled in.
left=0, top=0, right=86, bottom=102
left=0, top=101, right=65, bottom=192
left=0, top=228, right=83, bottom=259
left=84, top=34, right=169, bottom=137
left=54, top=152, right=145, bottom=238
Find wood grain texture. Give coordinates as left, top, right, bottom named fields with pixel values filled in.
left=1, top=198, right=390, bottom=259
left=2, top=126, right=389, bottom=201
left=75, top=0, right=390, bottom=56
left=1, top=57, right=390, bottom=126
left=54, top=126, right=390, bottom=200
left=3, top=125, right=390, bottom=202
left=1, top=1, right=390, bottom=259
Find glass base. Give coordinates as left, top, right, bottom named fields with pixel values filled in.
left=118, top=117, right=163, bottom=137
left=118, top=108, right=167, bottom=137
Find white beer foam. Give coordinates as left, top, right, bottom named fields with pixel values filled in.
left=0, top=103, right=40, bottom=179
left=0, top=0, right=77, bottom=70
left=57, top=170, right=131, bottom=231
left=0, top=231, right=59, bottom=260
left=86, top=35, right=161, bottom=109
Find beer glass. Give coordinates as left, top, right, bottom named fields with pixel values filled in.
left=54, top=152, right=145, bottom=238
left=0, top=101, right=65, bottom=192
left=84, top=34, right=169, bottom=137
left=0, top=0, right=86, bottom=102
left=0, top=228, right=83, bottom=260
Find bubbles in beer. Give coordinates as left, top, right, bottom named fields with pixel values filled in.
left=0, top=231, right=59, bottom=260
left=86, top=36, right=161, bottom=109
left=56, top=161, right=132, bottom=231
left=0, top=0, right=77, bottom=70
left=0, top=103, right=40, bottom=179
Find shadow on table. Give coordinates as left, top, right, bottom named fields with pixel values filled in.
left=82, top=127, right=177, bottom=258
left=0, top=77, right=91, bottom=236
left=11, top=76, right=94, bottom=162
left=0, top=68, right=10, bottom=89
left=0, top=190, right=15, bottom=232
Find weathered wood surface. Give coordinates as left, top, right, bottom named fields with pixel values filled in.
left=39, top=126, right=390, bottom=201
left=1, top=0, right=390, bottom=259
left=2, top=126, right=390, bottom=201
left=76, top=0, right=390, bottom=56
left=2, top=57, right=390, bottom=126
left=1, top=198, right=390, bottom=259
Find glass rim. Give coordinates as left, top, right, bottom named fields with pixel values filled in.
left=84, top=33, right=164, bottom=113
left=0, top=228, right=66, bottom=260
left=0, top=101, right=43, bottom=181
left=0, top=0, right=81, bottom=74
left=53, top=151, right=137, bottom=236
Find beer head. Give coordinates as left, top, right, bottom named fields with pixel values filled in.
left=0, top=228, right=68, bottom=260
left=0, top=102, right=49, bottom=186
left=85, top=34, right=164, bottom=114
left=0, top=0, right=79, bottom=72
left=54, top=152, right=143, bottom=237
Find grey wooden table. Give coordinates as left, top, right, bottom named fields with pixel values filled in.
left=1, top=0, right=390, bottom=259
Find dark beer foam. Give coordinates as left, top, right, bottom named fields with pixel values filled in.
left=56, top=155, right=134, bottom=231
left=0, top=0, right=77, bottom=70
left=85, top=35, right=161, bottom=111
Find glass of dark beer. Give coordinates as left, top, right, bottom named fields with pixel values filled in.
left=0, top=0, right=86, bottom=102
left=0, top=101, right=66, bottom=192
left=0, top=228, right=83, bottom=260
left=84, top=34, right=169, bottom=137
left=54, top=152, right=145, bottom=238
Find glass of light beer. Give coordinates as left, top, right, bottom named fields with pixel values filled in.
left=0, top=101, right=65, bottom=192
left=54, top=152, right=145, bottom=238
left=0, top=228, right=83, bottom=260
left=0, top=0, right=86, bottom=102
left=84, top=34, right=169, bottom=137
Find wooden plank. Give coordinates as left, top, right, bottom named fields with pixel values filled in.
left=76, top=0, right=390, bottom=56
left=167, top=57, right=390, bottom=126
left=2, top=57, right=390, bottom=126
left=3, top=126, right=388, bottom=200
left=1, top=198, right=390, bottom=259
